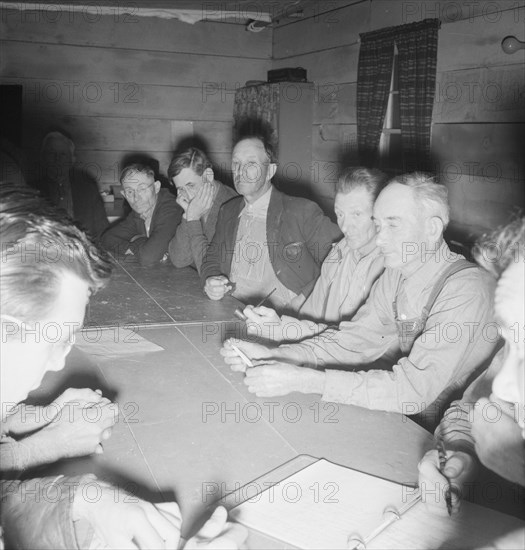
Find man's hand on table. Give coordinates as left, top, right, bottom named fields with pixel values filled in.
left=244, top=305, right=284, bottom=342
left=418, top=448, right=477, bottom=516
left=222, top=339, right=325, bottom=397
left=244, top=361, right=325, bottom=397
left=2, top=388, right=109, bottom=436
left=472, top=396, right=525, bottom=486
left=220, top=338, right=273, bottom=372
left=204, top=276, right=232, bottom=301
left=29, top=393, right=118, bottom=460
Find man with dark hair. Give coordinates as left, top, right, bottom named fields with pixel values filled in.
left=101, top=163, right=182, bottom=266
left=33, top=130, right=109, bottom=240
left=167, top=147, right=237, bottom=273
left=201, top=134, right=342, bottom=310
left=0, top=185, right=246, bottom=549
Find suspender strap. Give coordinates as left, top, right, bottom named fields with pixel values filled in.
left=419, top=259, right=477, bottom=326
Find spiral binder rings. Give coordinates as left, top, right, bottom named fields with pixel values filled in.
left=220, top=455, right=525, bottom=550
left=223, top=457, right=420, bottom=549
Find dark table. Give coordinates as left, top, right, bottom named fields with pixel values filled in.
left=31, top=261, right=523, bottom=547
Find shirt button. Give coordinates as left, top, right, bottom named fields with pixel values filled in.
left=399, top=314, right=407, bottom=320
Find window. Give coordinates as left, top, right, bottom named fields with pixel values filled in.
left=379, top=45, right=402, bottom=173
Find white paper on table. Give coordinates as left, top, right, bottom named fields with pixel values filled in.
left=230, top=459, right=420, bottom=550
left=75, top=327, right=164, bottom=358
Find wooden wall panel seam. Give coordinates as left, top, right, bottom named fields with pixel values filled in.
left=0, top=37, right=272, bottom=61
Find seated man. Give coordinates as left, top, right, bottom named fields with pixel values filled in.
left=32, top=130, right=109, bottom=240
left=418, top=218, right=525, bottom=521
left=168, top=147, right=237, bottom=273
left=221, top=173, right=497, bottom=430
left=201, top=134, right=342, bottom=310
left=243, top=167, right=387, bottom=342
left=0, top=185, right=246, bottom=549
left=101, top=163, right=182, bottom=266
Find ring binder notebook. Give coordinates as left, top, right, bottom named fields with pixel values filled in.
left=225, top=457, right=421, bottom=549
left=222, top=456, right=525, bottom=550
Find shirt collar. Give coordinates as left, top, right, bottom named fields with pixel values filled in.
left=240, top=186, right=272, bottom=217
left=400, top=240, right=460, bottom=294
left=139, top=194, right=159, bottom=223
left=354, top=234, right=379, bottom=260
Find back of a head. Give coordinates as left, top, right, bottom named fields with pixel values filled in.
left=0, top=185, right=112, bottom=323
left=388, top=172, right=450, bottom=229
left=473, top=216, right=525, bottom=279
left=168, top=148, right=212, bottom=181
left=336, top=167, right=388, bottom=202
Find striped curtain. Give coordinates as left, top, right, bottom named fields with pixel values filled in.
left=357, top=19, right=440, bottom=171
left=356, top=28, right=395, bottom=167
left=397, top=19, right=440, bottom=171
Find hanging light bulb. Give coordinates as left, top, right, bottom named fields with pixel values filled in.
left=501, top=35, right=525, bottom=54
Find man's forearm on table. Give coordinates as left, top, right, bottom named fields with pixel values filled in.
left=272, top=342, right=318, bottom=366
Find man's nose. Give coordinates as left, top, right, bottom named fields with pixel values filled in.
left=375, top=228, right=386, bottom=247
left=341, top=219, right=351, bottom=233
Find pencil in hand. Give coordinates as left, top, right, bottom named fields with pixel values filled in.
left=230, top=343, right=254, bottom=368
left=436, top=438, right=453, bottom=516
left=233, top=288, right=277, bottom=322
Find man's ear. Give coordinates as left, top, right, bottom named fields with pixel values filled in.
left=203, top=167, right=214, bottom=184
left=154, top=180, right=162, bottom=194
left=427, top=216, right=444, bottom=241
left=267, top=163, right=277, bottom=182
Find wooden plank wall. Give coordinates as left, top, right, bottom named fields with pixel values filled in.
left=272, top=0, right=525, bottom=236
left=0, top=8, right=272, bottom=189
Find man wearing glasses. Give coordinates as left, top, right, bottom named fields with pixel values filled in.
left=101, top=164, right=182, bottom=266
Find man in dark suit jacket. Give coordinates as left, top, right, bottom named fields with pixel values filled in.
left=34, top=131, right=109, bottom=240
left=101, top=163, right=182, bottom=266
left=201, top=135, right=342, bottom=309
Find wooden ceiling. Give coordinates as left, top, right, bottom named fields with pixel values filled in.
left=4, top=0, right=360, bottom=24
